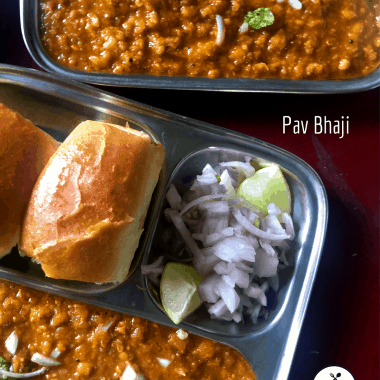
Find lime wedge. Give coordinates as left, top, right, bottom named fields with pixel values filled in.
left=160, top=263, right=203, bottom=324
left=237, top=164, right=291, bottom=221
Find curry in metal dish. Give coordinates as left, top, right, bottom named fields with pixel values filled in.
left=41, top=0, right=380, bottom=79
left=0, top=280, right=256, bottom=380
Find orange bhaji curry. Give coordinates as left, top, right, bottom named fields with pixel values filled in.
left=41, top=0, right=380, bottom=79
left=0, top=280, right=256, bottom=380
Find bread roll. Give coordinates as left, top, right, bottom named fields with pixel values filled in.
left=0, top=104, right=59, bottom=258
left=20, top=121, right=165, bottom=283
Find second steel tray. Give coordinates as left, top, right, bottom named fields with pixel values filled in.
left=20, top=0, right=380, bottom=93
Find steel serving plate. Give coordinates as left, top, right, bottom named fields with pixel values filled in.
left=20, top=0, right=380, bottom=93
left=0, top=65, right=328, bottom=380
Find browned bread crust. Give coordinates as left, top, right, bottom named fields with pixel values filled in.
left=0, top=103, right=58, bottom=257
left=20, top=121, right=165, bottom=283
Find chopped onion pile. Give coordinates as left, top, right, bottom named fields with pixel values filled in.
left=162, top=160, right=294, bottom=324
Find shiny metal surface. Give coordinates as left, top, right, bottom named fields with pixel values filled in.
left=0, top=65, right=328, bottom=380
left=20, top=0, right=380, bottom=93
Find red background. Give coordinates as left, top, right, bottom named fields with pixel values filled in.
left=1, top=3, right=379, bottom=379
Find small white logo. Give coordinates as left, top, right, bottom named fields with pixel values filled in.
left=314, top=366, right=355, bottom=380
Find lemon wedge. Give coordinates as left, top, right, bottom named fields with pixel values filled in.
left=237, top=164, right=291, bottom=221
left=160, top=263, right=203, bottom=324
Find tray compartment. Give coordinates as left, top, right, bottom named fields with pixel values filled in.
left=0, top=79, right=168, bottom=295
left=144, top=146, right=311, bottom=337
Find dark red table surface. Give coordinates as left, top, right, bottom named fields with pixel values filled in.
left=1, top=3, right=379, bottom=380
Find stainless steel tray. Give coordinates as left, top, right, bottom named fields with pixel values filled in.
left=20, top=0, right=380, bottom=93
left=0, top=65, right=328, bottom=380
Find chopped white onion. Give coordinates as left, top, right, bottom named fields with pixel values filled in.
left=282, top=212, right=295, bottom=239
left=164, top=160, right=294, bottom=325
left=244, top=284, right=267, bottom=306
left=157, top=358, right=171, bottom=368
left=232, top=208, right=290, bottom=241
left=31, top=353, right=61, bottom=366
left=208, top=298, right=228, bottom=317
left=50, top=348, right=61, bottom=359
left=5, top=331, right=18, bottom=355
left=220, top=162, right=255, bottom=178
left=288, top=0, right=302, bottom=9
left=202, top=164, right=217, bottom=176
left=213, top=261, right=233, bottom=275
left=265, top=214, right=287, bottom=236
left=253, top=248, right=279, bottom=277
left=197, top=172, right=218, bottom=185
left=121, top=365, right=143, bottom=380
left=260, top=239, right=277, bottom=257
left=247, top=304, right=261, bottom=324
left=239, top=21, right=249, bottom=33
left=176, top=329, right=189, bottom=340
left=228, top=265, right=250, bottom=289
left=235, top=261, right=254, bottom=273
left=167, top=210, right=200, bottom=258
left=215, top=15, right=225, bottom=46
left=102, top=320, right=113, bottom=332
left=193, top=253, right=221, bottom=277
left=179, top=193, right=229, bottom=217
left=141, top=256, right=165, bottom=286
left=166, top=184, right=182, bottom=211
left=198, top=274, right=220, bottom=303
left=212, top=236, right=256, bottom=263
left=269, top=274, right=280, bottom=292
left=216, top=278, right=240, bottom=313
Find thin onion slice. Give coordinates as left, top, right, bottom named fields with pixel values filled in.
left=215, top=15, right=225, bottom=46
left=179, top=194, right=229, bottom=217
left=31, top=353, right=61, bottom=367
left=282, top=212, right=295, bottom=239
left=166, top=184, right=182, bottom=211
left=167, top=210, right=200, bottom=258
left=232, top=208, right=290, bottom=241
left=141, top=256, right=165, bottom=275
left=0, top=368, right=47, bottom=379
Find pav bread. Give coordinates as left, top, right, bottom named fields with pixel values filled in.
left=19, top=121, right=165, bottom=283
left=0, top=104, right=59, bottom=258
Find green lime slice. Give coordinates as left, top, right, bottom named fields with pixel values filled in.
left=160, top=263, right=203, bottom=324
left=237, top=164, right=291, bottom=222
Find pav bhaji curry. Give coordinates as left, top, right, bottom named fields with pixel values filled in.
left=41, top=0, right=380, bottom=79
left=0, top=280, right=256, bottom=379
